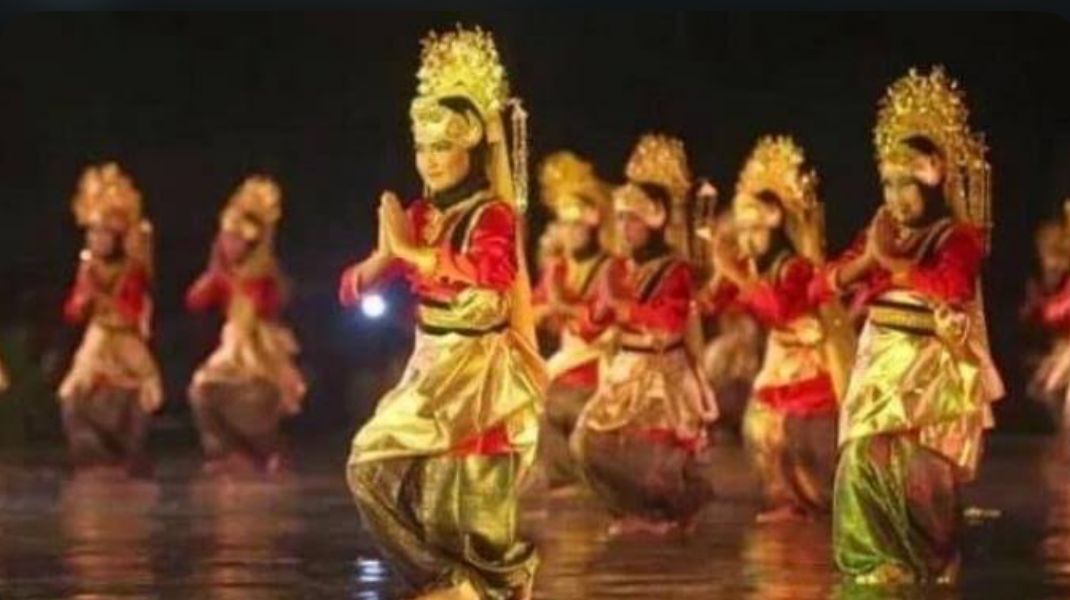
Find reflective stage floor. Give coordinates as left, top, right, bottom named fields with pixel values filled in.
left=1, top=433, right=1070, bottom=599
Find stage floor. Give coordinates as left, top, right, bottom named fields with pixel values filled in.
left=1, top=433, right=1069, bottom=599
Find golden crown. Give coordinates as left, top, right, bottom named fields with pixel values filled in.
left=72, top=162, right=143, bottom=229
left=625, top=133, right=692, bottom=200
left=735, top=135, right=818, bottom=220
left=222, top=175, right=282, bottom=239
left=539, top=151, right=609, bottom=221
left=414, top=26, right=508, bottom=116
left=875, top=66, right=991, bottom=240
left=874, top=66, right=974, bottom=169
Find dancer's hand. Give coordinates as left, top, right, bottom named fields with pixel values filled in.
left=376, top=191, right=399, bottom=259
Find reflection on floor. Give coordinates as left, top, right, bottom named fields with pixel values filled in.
left=1, top=434, right=1069, bottom=599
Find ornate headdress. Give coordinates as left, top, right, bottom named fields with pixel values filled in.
left=613, top=182, right=667, bottom=229
left=874, top=66, right=991, bottom=249
left=539, top=151, right=608, bottom=226
left=410, top=25, right=540, bottom=351
left=72, top=162, right=154, bottom=272
left=410, top=25, right=530, bottom=210
left=221, top=175, right=283, bottom=243
left=733, top=135, right=824, bottom=260
left=625, top=133, right=691, bottom=201
left=72, top=162, right=143, bottom=231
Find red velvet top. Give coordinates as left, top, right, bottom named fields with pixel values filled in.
left=339, top=198, right=517, bottom=306
left=702, top=254, right=820, bottom=328
left=812, top=221, right=984, bottom=307
left=64, top=260, right=150, bottom=329
left=532, top=253, right=615, bottom=388
left=186, top=270, right=284, bottom=319
left=602, top=256, right=694, bottom=337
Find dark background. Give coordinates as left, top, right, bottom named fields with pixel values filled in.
left=0, top=12, right=1067, bottom=444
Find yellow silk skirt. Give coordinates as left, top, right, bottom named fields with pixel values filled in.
left=346, top=287, right=545, bottom=597
left=572, top=348, right=717, bottom=524
left=834, top=292, right=1001, bottom=585
left=59, top=322, right=162, bottom=414
left=190, top=319, right=307, bottom=414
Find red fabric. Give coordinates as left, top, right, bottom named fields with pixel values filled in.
left=614, top=260, right=694, bottom=335
left=64, top=262, right=149, bottom=327
left=905, top=225, right=983, bottom=305
left=186, top=271, right=283, bottom=319
left=533, top=255, right=615, bottom=341
left=631, top=427, right=704, bottom=454
left=756, top=372, right=837, bottom=417
left=696, top=279, right=740, bottom=317
left=814, top=222, right=983, bottom=308
left=63, top=264, right=96, bottom=324
left=451, top=423, right=514, bottom=456
left=337, top=198, right=518, bottom=306
left=737, top=256, right=818, bottom=328
left=554, top=360, right=600, bottom=389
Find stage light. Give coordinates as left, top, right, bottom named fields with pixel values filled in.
left=360, top=293, right=388, bottom=319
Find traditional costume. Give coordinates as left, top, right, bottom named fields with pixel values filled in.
left=187, top=175, right=306, bottom=473
left=818, top=67, right=1004, bottom=584
left=339, top=26, right=544, bottom=599
left=703, top=136, right=855, bottom=521
left=59, top=163, right=161, bottom=473
left=531, top=151, right=615, bottom=489
left=571, top=134, right=718, bottom=533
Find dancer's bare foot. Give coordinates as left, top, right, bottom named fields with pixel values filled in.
left=755, top=505, right=808, bottom=524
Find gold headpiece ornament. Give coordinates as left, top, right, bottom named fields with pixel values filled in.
left=874, top=66, right=991, bottom=249
left=71, top=162, right=154, bottom=274
left=539, top=151, right=608, bottom=226
left=221, top=175, right=283, bottom=243
left=625, top=133, right=692, bottom=201
left=411, top=24, right=530, bottom=211
left=613, top=182, right=667, bottom=229
left=72, top=162, right=143, bottom=231
left=733, top=135, right=825, bottom=261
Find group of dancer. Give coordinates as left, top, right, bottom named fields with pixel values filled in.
left=337, top=25, right=1004, bottom=599
left=0, top=20, right=1013, bottom=600
left=55, top=165, right=306, bottom=476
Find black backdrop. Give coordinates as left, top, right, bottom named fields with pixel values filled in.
left=1, top=12, right=1068, bottom=438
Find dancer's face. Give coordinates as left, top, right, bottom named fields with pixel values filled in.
left=415, top=140, right=471, bottom=193
left=617, top=212, right=651, bottom=254
left=560, top=220, right=594, bottom=254
left=737, top=224, right=772, bottom=259
left=86, top=226, right=120, bottom=260
left=881, top=166, right=926, bottom=225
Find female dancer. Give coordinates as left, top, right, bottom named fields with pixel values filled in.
left=187, top=175, right=306, bottom=474
left=338, top=26, right=543, bottom=599
left=817, top=67, right=1004, bottom=584
left=704, top=136, right=853, bottom=523
left=531, top=151, right=615, bottom=492
left=571, top=134, right=717, bottom=536
left=59, top=163, right=161, bottom=475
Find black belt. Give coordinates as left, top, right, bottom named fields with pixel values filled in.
left=621, top=340, right=685, bottom=354
left=417, top=320, right=509, bottom=337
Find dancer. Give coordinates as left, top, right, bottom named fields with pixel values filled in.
left=696, top=194, right=764, bottom=433
left=703, top=136, right=854, bottom=523
left=816, top=67, right=1004, bottom=584
left=531, top=151, right=615, bottom=492
left=338, top=25, right=543, bottom=599
left=59, top=163, right=161, bottom=475
left=187, top=175, right=306, bottom=475
left=1021, top=216, right=1070, bottom=422
left=571, top=133, right=717, bottom=536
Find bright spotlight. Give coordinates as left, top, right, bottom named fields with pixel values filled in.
left=360, top=293, right=388, bottom=319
